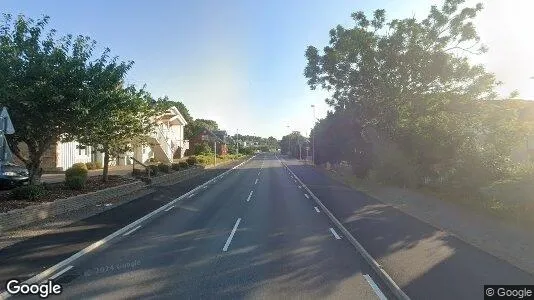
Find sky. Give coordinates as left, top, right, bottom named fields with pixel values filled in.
left=1, top=0, right=533, bottom=139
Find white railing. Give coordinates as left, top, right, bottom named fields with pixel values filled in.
left=152, top=128, right=172, bottom=161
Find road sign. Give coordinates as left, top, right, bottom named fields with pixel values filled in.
left=0, top=107, right=14, bottom=134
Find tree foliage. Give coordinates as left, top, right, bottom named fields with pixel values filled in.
left=185, top=118, right=218, bottom=140
left=305, top=0, right=527, bottom=187
left=0, top=14, right=132, bottom=183
left=74, top=85, right=163, bottom=181
left=280, top=131, right=309, bottom=159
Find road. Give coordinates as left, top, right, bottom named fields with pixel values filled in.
left=6, top=153, right=533, bottom=299
left=16, top=154, right=390, bottom=299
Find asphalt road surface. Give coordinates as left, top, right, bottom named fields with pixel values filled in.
left=17, top=154, right=391, bottom=299
left=8, top=153, right=533, bottom=299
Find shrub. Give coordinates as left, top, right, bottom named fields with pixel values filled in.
left=171, top=163, right=181, bottom=171
left=65, top=163, right=88, bottom=184
left=178, top=161, right=189, bottom=169
left=94, top=161, right=102, bottom=169
left=148, top=157, right=159, bottom=163
left=196, top=157, right=208, bottom=165
left=85, top=162, right=95, bottom=170
left=11, top=185, right=47, bottom=201
left=186, top=156, right=197, bottom=166
left=157, top=163, right=172, bottom=173
left=65, top=176, right=86, bottom=190
left=193, top=143, right=212, bottom=155
left=148, top=165, right=159, bottom=176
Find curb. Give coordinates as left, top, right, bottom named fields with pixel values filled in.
left=278, top=156, right=410, bottom=300
left=0, top=155, right=256, bottom=300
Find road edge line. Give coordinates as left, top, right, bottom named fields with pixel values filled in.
left=0, top=155, right=256, bottom=299
left=278, top=156, right=410, bottom=300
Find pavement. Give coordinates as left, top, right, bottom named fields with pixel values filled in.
left=2, top=153, right=532, bottom=299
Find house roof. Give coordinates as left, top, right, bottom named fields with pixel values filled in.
left=156, top=106, right=188, bottom=126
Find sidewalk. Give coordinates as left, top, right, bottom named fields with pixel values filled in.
left=41, top=165, right=134, bottom=183
left=323, top=162, right=534, bottom=275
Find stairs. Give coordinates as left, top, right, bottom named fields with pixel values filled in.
left=148, top=129, right=172, bottom=163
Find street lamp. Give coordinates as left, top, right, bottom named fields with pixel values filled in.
left=311, top=105, right=316, bottom=165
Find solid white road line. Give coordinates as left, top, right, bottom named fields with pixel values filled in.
left=364, top=274, right=388, bottom=300
left=314, top=206, right=320, bottom=213
left=258, top=171, right=261, bottom=176
left=0, top=155, right=259, bottom=298
left=164, top=205, right=175, bottom=212
left=279, top=158, right=410, bottom=300
left=123, top=225, right=141, bottom=237
left=188, top=194, right=195, bottom=198
left=49, top=266, right=73, bottom=280
left=255, top=178, right=259, bottom=184
left=304, top=194, right=309, bottom=199
left=329, top=227, right=341, bottom=240
left=223, top=218, right=241, bottom=252
left=246, top=191, right=254, bottom=202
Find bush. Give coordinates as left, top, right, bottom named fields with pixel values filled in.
left=65, top=176, right=86, bottom=190
left=85, top=162, right=95, bottom=170
left=148, top=157, right=159, bottom=163
left=179, top=161, right=189, bottom=169
left=171, top=163, right=181, bottom=171
left=193, top=143, right=212, bottom=155
left=11, top=185, right=47, bottom=201
left=186, top=156, right=197, bottom=166
left=148, top=165, right=159, bottom=176
left=157, top=163, right=172, bottom=173
left=65, top=163, right=88, bottom=184
left=94, top=161, right=102, bottom=169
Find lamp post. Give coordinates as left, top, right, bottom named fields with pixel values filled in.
left=311, top=105, right=316, bottom=165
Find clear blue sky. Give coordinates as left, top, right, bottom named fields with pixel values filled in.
left=1, top=0, right=531, bottom=139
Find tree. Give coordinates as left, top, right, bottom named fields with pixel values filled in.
left=304, top=0, right=520, bottom=185
left=185, top=119, right=218, bottom=140
left=0, top=14, right=132, bottom=184
left=156, top=96, right=193, bottom=123
left=75, top=86, right=162, bottom=181
left=281, top=131, right=307, bottom=158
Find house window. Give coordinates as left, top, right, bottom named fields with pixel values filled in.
left=78, top=144, right=83, bottom=156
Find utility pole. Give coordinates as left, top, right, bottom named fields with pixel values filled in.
left=214, top=140, right=217, bottom=165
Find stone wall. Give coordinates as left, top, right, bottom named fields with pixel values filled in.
left=0, top=181, right=143, bottom=233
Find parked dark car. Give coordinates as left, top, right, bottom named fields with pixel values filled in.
left=0, top=162, right=29, bottom=189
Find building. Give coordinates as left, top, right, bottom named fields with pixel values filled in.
left=188, top=129, right=228, bottom=156
left=16, top=106, right=189, bottom=172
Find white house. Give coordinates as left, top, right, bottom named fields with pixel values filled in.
left=26, top=106, right=189, bottom=172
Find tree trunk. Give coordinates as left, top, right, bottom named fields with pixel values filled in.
left=102, top=146, right=110, bottom=182
left=27, top=150, right=43, bottom=185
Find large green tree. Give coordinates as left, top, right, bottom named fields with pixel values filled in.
left=0, top=14, right=132, bottom=184
left=304, top=0, right=522, bottom=184
left=75, top=86, right=162, bottom=182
